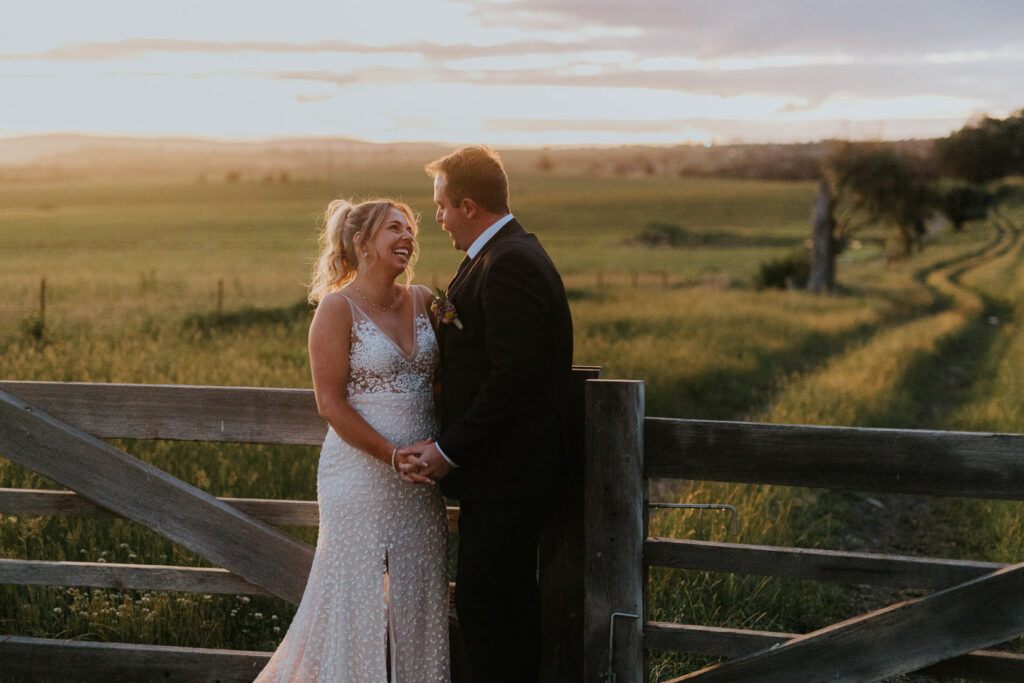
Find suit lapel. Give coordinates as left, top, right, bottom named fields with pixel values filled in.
left=446, top=220, right=525, bottom=300
left=444, top=255, right=472, bottom=298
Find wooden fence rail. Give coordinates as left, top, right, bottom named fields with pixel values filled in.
left=0, top=487, right=460, bottom=530
left=645, top=537, right=1007, bottom=589
left=646, top=417, right=1024, bottom=500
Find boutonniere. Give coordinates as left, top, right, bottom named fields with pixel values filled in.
left=430, top=288, right=463, bottom=329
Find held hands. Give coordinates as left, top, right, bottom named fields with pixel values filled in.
left=395, top=439, right=453, bottom=485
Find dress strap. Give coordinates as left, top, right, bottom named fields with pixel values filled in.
left=410, top=285, right=428, bottom=320
left=339, top=294, right=372, bottom=325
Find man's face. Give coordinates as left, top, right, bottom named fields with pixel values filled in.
left=433, top=173, right=470, bottom=251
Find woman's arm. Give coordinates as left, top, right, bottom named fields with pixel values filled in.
left=308, top=293, right=396, bottom=465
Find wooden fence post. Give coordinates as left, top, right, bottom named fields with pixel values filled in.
left=39, top=278, right=46, bottom=328
left=217, top=279, right=225, bottom=316
left=584, top=379, right=646, bottom=683
left=540, top=366, right=601, bottom=682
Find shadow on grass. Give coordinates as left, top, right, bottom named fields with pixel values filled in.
left=588, top=303, right=938, bottom=421
left=891, top=296, right=1014, bottom=431
left=182, top=300, right=314, bottom=337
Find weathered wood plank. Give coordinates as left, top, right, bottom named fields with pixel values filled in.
left=584, top=380, right=645, bottom=683
left=0, top=560, right=455, bottom=613
left=674, top=561, right=1024, bottom=681
left=0, top=487, right=106, bottom=516
left=0, top=488, right=319, bottom=526
left=0, top=390, right=314, bottom=604
left=649, top=623, right=1024, bottom=683
left=645, top=537, right=1006, bottom=589
left=646, top=418, right=1024, bottom=500
left=0, top=558, right=271, bottom=595
left=644, top=622, right=789, bottom=658
left=918, top=648, right=1024, bottom=682
left=0, top=488, right=461, bottom=532
left=540, top=366, right=600, bottom=683
left=0, top=635, right=271, bottom=682
left=0, top=381, right=326, bottom=445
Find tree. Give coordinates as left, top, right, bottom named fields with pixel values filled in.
left=940, top=184, right=992, bottom=231
left=807, top=142, right=937, bottom=293
left=935, top=109, right=1024, bottom=183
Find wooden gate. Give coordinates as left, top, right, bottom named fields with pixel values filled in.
left=0, top=371, right=596, bottom=682
left=583, top=379, right=1024, bottom=682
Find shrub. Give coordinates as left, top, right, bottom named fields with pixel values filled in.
left=637, top=222, right=687, bottom=247
left=753, top=251, right=810, bottom=290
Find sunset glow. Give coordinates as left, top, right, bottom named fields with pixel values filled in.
left=2, top=0, right=1022, bottom=145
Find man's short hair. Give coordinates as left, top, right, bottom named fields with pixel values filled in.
left=425, top=145, right=510, bottom=215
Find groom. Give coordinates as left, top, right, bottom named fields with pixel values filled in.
left=399, top=145, right=574, bottom=682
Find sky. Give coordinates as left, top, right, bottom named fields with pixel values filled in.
left=2, top=0, right=1023, bottom=146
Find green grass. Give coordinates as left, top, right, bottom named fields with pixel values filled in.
left=2, top=170, right=1023, bottom=679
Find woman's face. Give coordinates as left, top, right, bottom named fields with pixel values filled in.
left=363, top=207, right=416, bottom=273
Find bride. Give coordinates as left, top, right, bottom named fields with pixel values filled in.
left=256, top=198, right=450, bottom=682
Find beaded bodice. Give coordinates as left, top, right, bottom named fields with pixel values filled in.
left=345, top=292, right=438, bottom=398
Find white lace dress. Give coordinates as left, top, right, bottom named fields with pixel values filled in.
left=256, top=293, right=450, bottom=682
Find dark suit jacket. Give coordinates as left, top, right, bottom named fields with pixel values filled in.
left=436, top=219, right=574, bottom=500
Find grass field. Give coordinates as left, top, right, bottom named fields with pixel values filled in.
left=2, top=166, right=1022, bottom=679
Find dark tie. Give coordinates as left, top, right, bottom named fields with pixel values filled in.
left=446, top=255, right=472, bottom=295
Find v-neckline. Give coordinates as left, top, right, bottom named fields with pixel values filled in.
left=345, top=292, right=420, bottom=361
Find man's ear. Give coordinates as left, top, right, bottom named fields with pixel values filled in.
left=459, top=197, right=479, bottom=219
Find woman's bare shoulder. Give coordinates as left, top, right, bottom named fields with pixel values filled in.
left=311, top=291, right=353, bottom=329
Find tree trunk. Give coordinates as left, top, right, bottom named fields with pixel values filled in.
left=807, top=178, right=836, bottom=293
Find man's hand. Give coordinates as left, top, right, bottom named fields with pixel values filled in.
left=397, top=439, right=453, bottom=484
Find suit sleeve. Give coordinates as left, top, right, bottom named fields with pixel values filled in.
left=436, top=247, right=550, bottom=465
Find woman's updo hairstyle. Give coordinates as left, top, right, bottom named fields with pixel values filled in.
left=308, top=198, right=418, bottom=304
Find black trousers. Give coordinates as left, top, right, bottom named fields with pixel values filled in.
left=454, top=497, right=552, bottom=683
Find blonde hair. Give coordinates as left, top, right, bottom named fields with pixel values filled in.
left=308, top=198, right=419, bottom=304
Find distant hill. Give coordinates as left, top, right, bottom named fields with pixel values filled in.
left=0, top=133, right=935, bottom=182
left=0, top=134, right=447, bottom=165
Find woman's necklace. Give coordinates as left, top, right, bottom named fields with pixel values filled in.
left=351, top=284, right=397, bottom=312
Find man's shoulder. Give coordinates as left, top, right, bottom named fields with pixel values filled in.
left=485, top=226, right=548, bottom=263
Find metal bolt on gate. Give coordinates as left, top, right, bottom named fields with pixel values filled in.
left=602, top=611, right=640, bottom=683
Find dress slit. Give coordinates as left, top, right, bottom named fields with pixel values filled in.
left=385, top=548, right=396, bottom=682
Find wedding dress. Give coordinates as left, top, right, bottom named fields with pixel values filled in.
left=256, top=292, right=450, bottom=682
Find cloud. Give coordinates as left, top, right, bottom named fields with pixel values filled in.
left=475, top=0, right=1024, bottom=58
left=483, top=118, right=692, bottom=133
left=296, top=93, right=333, bottom=103
left=268, top=54, right=1022, bottom=112
left=2, top=37, right=586, bottom=63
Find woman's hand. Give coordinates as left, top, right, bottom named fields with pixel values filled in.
left=395, top=439, right=435, bottom=484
